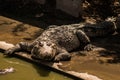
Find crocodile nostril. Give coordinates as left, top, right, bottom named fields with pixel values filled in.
left=43, top=52, right=53, bottom=60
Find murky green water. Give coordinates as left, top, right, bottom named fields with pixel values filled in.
left=0, top=53, right=72, bottom=80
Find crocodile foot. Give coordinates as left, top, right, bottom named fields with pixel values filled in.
left=84, top=44, right=96, bottom=51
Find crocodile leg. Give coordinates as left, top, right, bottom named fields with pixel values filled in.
left=4, top=42, right=32, bottom=55
left=53, top=47, right=71, bottom=62
left=54, top=53, right=71, bottom=62
left=76, top=30, right=95, bottom=51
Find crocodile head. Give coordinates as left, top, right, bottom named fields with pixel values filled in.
left=81, top=21, right=115, bottom=37
left=31, top=41, right=58, bottom=61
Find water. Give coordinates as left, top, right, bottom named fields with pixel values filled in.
left=0, top=53, right=72, bottom=80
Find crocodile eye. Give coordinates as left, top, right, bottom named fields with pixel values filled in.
left=52, top=45, right=56, bottom=49
left=39, top=42, right=43, bottom=46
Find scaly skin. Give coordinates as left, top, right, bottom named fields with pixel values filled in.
left=49, top=20, right=116, bottom=37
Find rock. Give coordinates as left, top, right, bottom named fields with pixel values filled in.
left=0, top=67, right=15, bottom=75
left=67, top=71, right=102, bottom=80
left=0, top=41, right=14, bottom=50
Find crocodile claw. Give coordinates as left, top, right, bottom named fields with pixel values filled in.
left=84, top=44, right=96, bottom=51
left=4, top=48, right=15, bottom=55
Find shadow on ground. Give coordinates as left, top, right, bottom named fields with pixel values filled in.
left=0, top=10, right=81, bottom=29
left=91, top=34, right=120, bottom=63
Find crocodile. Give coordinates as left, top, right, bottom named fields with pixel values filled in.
left=4, top=20, right=115, bottom=62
